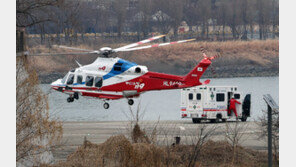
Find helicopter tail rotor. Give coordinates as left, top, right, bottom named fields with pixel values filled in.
left=199, top=47, right=222, bottom=77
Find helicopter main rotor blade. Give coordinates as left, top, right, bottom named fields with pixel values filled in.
left=28, top=52, right=96, bottom=56
left=53, top=45, right=98, bottom=52
left=120, top=38, right=196, bottom=52
left=113, top=34, right=165, bottom=52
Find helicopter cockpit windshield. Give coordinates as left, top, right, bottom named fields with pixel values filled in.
left=61, top=73, right=69, bottom=84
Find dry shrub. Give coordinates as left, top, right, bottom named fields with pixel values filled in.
left=132, top=143, right=166, bottom=167
left=100, top=135, right=134, bottom=166
left=16, top=56, right=63, bottom=166
left=52, top=135, right=269, bottom=167
left=131, top=123, right=150, bottom=143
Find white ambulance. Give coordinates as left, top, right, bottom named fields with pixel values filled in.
left=180, top=86, right=251, bottom=123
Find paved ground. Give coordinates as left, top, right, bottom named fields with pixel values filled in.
left=52, top=120, right=267, bottom=162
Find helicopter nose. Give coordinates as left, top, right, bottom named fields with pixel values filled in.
left=50, top=81, right=58, bottom=90
left=50, top=79, right=62, bottom=90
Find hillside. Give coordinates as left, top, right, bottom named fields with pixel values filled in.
left=28, top=40, right=279, bottom=83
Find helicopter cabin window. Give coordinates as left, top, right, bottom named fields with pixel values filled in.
left=66, top=74, right=74, bottom=85
left=196, top=93, right=201, bottom=100
left=114, top=63, right=123, bottom=71
left=85, top=76, right=94, bottom=86
left=95, top=77, right=103, bottom=87
left=234, top=93, right=240, bottom=99
left=216, top=93, right=225, bottom=102
left=76, top=75, right=83, bottom=84
left=188, top=93, right=193, bottom=100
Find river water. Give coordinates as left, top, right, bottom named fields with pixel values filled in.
left=41, top=76, right=278, bottom=122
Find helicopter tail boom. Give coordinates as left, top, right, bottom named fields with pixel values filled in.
left=182, top=57, right=212, bottom=87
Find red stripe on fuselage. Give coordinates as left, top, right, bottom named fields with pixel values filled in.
left=203, top=109, right=227, bottom=111
left=100, top=71, right=189, bottom=92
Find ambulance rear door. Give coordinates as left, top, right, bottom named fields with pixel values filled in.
left=187, top=87, right=204, bottom=117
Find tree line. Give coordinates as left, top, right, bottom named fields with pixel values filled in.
left=17, top=0, right=279, bottom=44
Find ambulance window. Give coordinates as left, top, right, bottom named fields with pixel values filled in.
left=216, top=93, right=225, bottom=102
left=95, top=77, right=103, bottom=87
left=76, top=75, right=83, bottom=84
left=189, top=93, right=193, bottom=100
left=66, top=74, right=74, bottom=85
left=196, top=93, right=201, bottom=100
left=85, top=76, right=94, bottom=86
left=234, top=94, right=240, bottom=99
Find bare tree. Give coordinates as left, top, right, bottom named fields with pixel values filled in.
left=187, top=124, right=218, bottom=167
left=153, top=0, right=173, bottom=36
left=16, top=0, right=62, bottom=28
left=224, top=121, right=249, bottom=165
left=271, top=0, right=279, bottom=38
left=16, top=57, right=63, bottom=166
left=137, top=0, right=154, bottom=38
left=256, top=0, right=272, bottom=39
left=184, top=0, right=200, bottom=33
left=112, top=0, right=128, bottom=38
left=217, top=0, right=228, bottom=40
left=166, top=0, right=185, bottom=38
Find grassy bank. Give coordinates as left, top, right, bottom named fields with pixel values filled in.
left=28, top=40, right=278, bottom=83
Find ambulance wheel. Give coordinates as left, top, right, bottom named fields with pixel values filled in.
left=192, top=118, right=201, bottom=124
left=210, top=119, right=219, bottom=123
left=103, top=103, right=109, bottom=109
left=128, top=99, right=134, bottom=105
left=67, top=97, right=74, bottom=103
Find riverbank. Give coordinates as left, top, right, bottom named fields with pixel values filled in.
left=28, top=40, right=278, bottom=84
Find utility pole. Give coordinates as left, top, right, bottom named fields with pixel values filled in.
left=263, top=94, right=279, bottom=167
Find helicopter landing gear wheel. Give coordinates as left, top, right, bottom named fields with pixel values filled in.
left=103, top=102, right=110, bottom=109
left=67, top=97, right=74, bottom=103
left=128, top=99, right=134, bottom=106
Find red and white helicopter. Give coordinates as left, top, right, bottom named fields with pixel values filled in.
left=34, top=35, right=219, bottom=109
